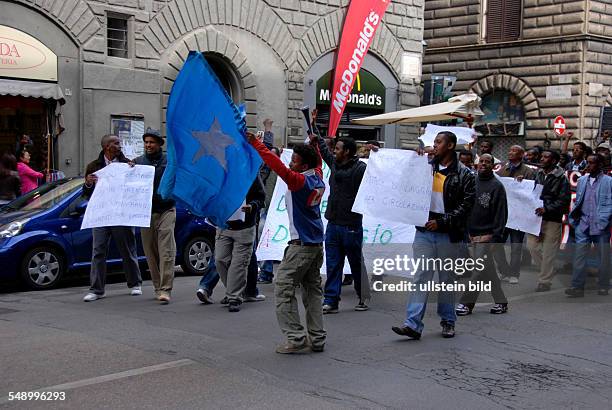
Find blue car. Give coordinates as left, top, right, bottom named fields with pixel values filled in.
left=0, top=178, right=215, bottom=290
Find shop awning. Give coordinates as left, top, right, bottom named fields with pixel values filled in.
left=0, top=79, right=65, bottom=105
left=351, top=93, right=484, bottom=125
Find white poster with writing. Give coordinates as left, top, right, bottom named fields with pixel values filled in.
left=352, top=149, right=433, bottom=227
left=256, top=150, right=416, bottom=262
left=81, top=163, right=155, bottom=229
left=497, top=176, right=544, bottom=236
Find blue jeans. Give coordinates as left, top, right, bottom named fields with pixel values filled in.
left=404, top=230, right=456, bottom=333
left=198, top=256, right=220, bottom=295
left=571, top=228, right=611, bottom=289
left=323, top=223, right=367, bottom=307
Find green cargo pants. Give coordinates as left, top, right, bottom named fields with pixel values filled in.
left=275, top=243, right=326, bottom=348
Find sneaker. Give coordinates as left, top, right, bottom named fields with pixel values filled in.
left=391, top=325, right=421, bottom=339
left=310, top=344, right=325, bottom=353
left=441, top=322, right=455, bottom=338
left=342, top=276, right=353, bottom=286
left=354, top=300, right=369, bottom=311
left=275, top=342, right=309, bottom=354
left=196, top=288, right=214, bottom=304
left=322, top=304, right=338, bottom=314
left=535, top=283, right=551, bottom=292
left=130, top=286, right=142, bottom=296
left=489, top=303, right=508, bottom=314
left=508, top=277, right=519, bottom=284
left=500, top=275, right=510, bottom=283
left=228, top=301, right=241, bottom=312
left=598, top=288, right=609, bottom=296
left=219, top=296, right=230, bottom=306
left=455, top=303, right=472, bottom=316
left=244, top=293, right=266, bottom=302
left=257, top=273, right=273, bottom=284
left=158, top=294, right=170, bottom=304
left=83, top=292, right=104, bottom=302
left=565, top=287, right=584, bottom=298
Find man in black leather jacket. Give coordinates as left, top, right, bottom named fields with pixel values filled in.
left=392, top=131, right=475, bottom=340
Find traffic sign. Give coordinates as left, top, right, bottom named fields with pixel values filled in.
left=554, top=116, right=566, bottom=136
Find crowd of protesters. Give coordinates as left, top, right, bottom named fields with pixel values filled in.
left=74, top=115, right=611, bottom=353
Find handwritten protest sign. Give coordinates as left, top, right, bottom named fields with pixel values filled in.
left=256, top=150, right=416, bottom=263
left=497, top=176, right=543, bottom=235
left=81, top=163, right=155, bottom=229
left=352, top=149, right=433, bottom=227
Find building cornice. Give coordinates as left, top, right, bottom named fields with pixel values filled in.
left=425, top=34, right=612, bottom=54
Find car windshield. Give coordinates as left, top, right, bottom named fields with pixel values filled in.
left=0, top=178, right=84, bottom=213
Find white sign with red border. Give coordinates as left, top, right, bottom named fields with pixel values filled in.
left=553, top=115, right=566, bottom=136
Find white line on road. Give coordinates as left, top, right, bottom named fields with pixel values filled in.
left=0, top=359, right=196, bottom=404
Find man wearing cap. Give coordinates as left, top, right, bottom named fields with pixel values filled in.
left=134, top=128, right=176, bottom=304
left=595, top=142, right=611, bottom=174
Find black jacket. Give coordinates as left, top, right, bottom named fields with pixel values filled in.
left=468, top=172, right=508, bottom=242
left=534, top=166, right=570, bottom=223
left=427, top=155, right=476, bottom=242
left=225, top=176, right=265, bottom=230
left=83, top=151, right=129, bottom=199
left=315, top=136, right=366, bottom=227
left=134, top=150, right=175, bottom=214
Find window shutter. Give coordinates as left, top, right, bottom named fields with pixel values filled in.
left=486, top=0, right=521, bottom=43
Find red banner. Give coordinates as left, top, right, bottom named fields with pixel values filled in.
left=328, top=0, right=390, bottom=138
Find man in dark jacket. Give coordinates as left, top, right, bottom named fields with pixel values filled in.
left=215, top=176, right=265, bottom=312
left=493, top=145, right=536, bottom=284
left=82, top=134, right=142, bottom=302
left=134, top=128, right=176, bottom=304
left=392, top=131, right=475, bottom=340
left=310, top=130, right=369, bottom=313
left=526, top=149, right=571, bottom=292
left=456, top=154, right=509, bottom=315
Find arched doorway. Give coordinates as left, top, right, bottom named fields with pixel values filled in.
left=204, top=53, right=244, bottom=104
left=303, top=51, right=399, bottom=147
left=474, top=90, right=526, bottom=158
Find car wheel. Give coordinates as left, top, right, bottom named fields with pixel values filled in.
left=181, top=236, right=214, bottom=276
left=20, top=246, right=65, bottom=290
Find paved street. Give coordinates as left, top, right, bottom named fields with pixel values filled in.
left=1, top=269, right=611, bottom=409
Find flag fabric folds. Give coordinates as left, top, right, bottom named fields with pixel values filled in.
left=159, top=51, right=262, bottom=227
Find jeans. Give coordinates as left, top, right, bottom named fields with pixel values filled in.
left=404, top=230, right=456, bottom=333
left=323, top=223, right=370, bottom=307
left=198, top=256, right=219, bottom=295
left=492, top=228, right=525, bottom=278
left=571, top=228, right=611, bottom=289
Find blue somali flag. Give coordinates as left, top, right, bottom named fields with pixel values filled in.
left=159, top=51, right=262, bottom=227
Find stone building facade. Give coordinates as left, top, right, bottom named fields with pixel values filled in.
left=0, top=0, right=424, bottom=176
left=422, top=0, right=612, bottom=155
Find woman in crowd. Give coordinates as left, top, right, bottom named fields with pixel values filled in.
left=0, top=153, right=21, bottom=205
left=17, top=148, right=44, bottom=195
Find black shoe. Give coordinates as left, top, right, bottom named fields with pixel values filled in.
left=535, top=283, right=551, bottom=292
left=565, top=287, right=584, bottom=298
left=441, top=322, right=455, bottom=338
left=391, top=325, right=421, bottom=340
left=489, top=303, right=508, bottom=314
left=598, top=288, right=609, bottom=296
left=310, top=344, right=325, bottom=353
left=322, top=304, right=338, bottom=314
left=342, top=276, right=353, bottom=286
left=228, top=301, right=240, bottom=312
left=220, top=296, right=229, bottom=306
left=354, top=299, right=369, bottom=311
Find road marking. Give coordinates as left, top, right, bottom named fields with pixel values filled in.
left=0, top=359, right=195, bottom=404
